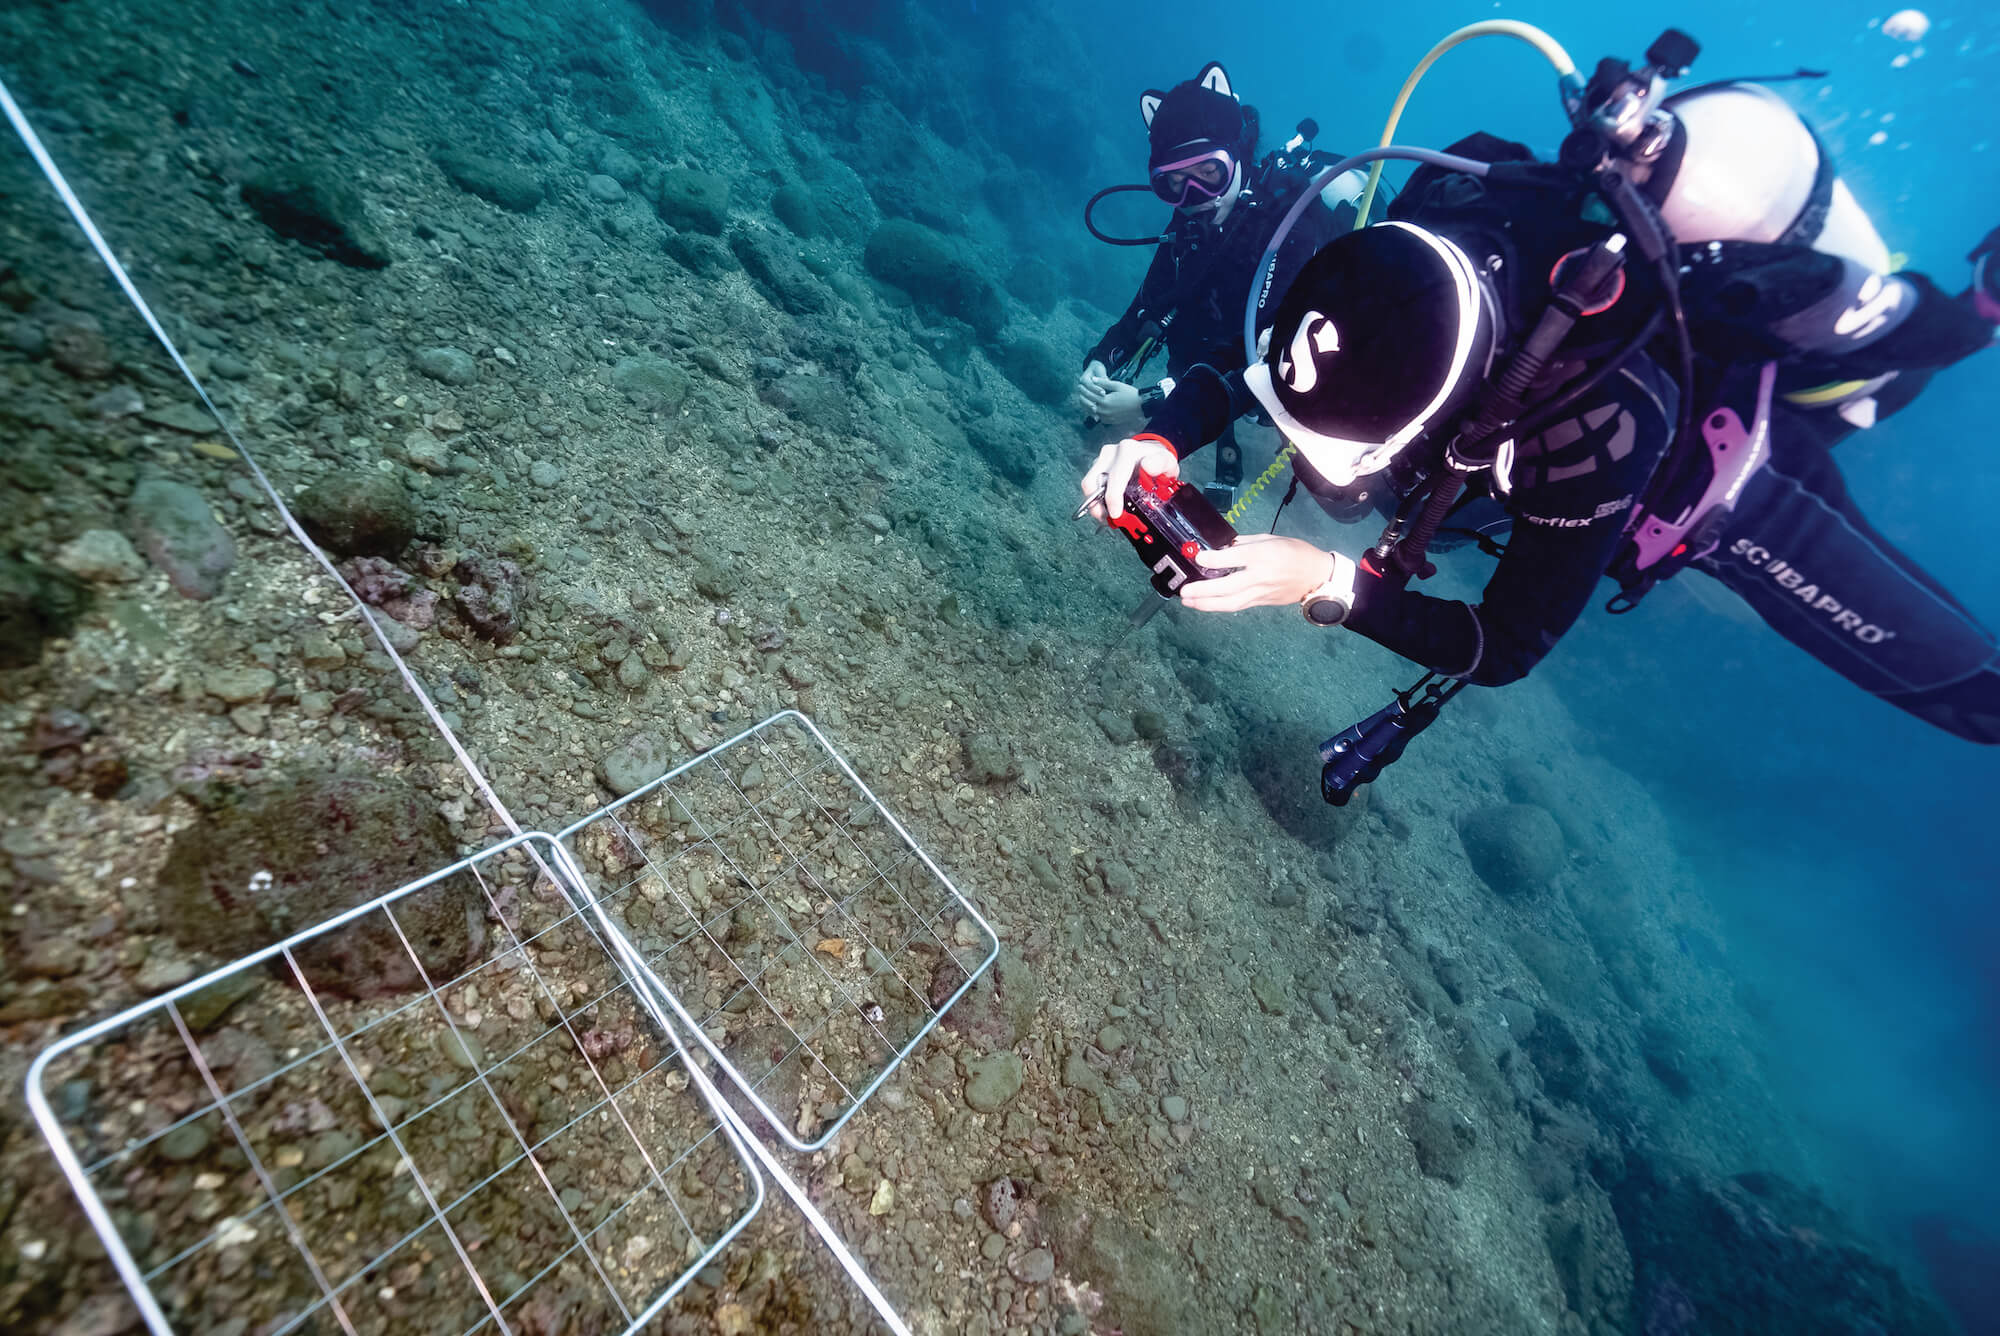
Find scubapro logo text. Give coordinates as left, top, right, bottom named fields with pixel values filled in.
left=1728, top=539, right=1897, bottom=644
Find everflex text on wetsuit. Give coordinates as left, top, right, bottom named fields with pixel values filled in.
left=1149, top=356, right=1680, bottom=686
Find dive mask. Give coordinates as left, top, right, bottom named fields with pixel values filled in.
left=1150, top=149, right=1236, bottom=208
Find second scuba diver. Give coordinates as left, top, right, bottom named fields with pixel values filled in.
left=1081, top=41, right=2000, bottom=750
left=1075, top=63, right=1359, bottom=506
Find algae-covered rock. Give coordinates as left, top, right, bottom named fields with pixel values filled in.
left=770, top=179, right=818, bottom=238
left=963, top=733, right=1018, bottom=785
left=1403, top=1098, right=1475, bottom=1185
left=992, top=334, right=1070, bottom=406
left=0, top=556, right=90, bottom=667
left=434, top=149, right=544, bottom=213
left=127, top=479, right=237, bottom=599
left=610, top=355, right=691, bottom=412
left=729, top=228, right=827, bottom=315
left=157, top=771, right=480, bottom=1000
left=653, top=167, right=730, bottom=234
left=295, top=470, right=417, bottom=557
left=1006, top=256, right=1062, bottom=314
left=963, top=1051, right=1024, bottom=1112
left=1459, top=803, right=1565, bottom=898
left=413, top=346, right=477, bottom=386
left=240, top=164, right=391, bottom=268
left=600, top=731, right=673, bottom=796
left=863, top=219, right=1005, bottom=339
left=1041, top=1195, right=1194, bottom=1335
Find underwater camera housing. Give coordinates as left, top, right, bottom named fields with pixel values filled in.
left=1110, top=470, right=1239, bottom=597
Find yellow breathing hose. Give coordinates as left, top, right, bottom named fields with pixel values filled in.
left=1351, top=21, right=1580, bottom=230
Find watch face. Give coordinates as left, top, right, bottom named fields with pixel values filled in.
left=1305, top=597, right=1349, bottom=626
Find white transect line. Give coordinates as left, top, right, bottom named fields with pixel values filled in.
left=0, top=71, right=524, bottom=847
left=0, top=70, right=908, bottom=1336
left=549, top=841, right=913, bottom=1336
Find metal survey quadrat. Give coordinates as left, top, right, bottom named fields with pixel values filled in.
left=554, top=710, right=1001, bottom=1152
left=27, top=832, right=764, bottom=1336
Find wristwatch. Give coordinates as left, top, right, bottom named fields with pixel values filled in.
left=1138, top=376, right=1177, bottom=416
left=1301, top=552, right=1359, bottom=626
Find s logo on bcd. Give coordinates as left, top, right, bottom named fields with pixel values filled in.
left=1281, top=311, right=1339, bottom=395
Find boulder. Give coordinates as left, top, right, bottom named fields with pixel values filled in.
left=54, top=528, right=145, bottom=583
left=1613, top=1154, right=1954, bottom=1336
left=863, top=219, right=1005, bottom=340
left=157, top=771, right=480, bottom=1000
left=966, top=423, right=1038, bottom=486
left=1403, top=1098, right=1475, bottom=1185
left=610, top=355, right=690, bottom=412
left=1459, top=803, right=1565, bottom=897
left=1005, top=257, right=1062, bottom=314
left=600, top=732, right=673, bottom=796
left=1040, top=1195, right=1195, bottom=1335
left=662, top=231, right=734, bottom=277
left=770, top=179, right=819, bottom=237
left=652, top=167, right=730, bottom=234
left=729, top=228, right=826, bottom=315
left=991, top=334, right=1070, bottom=406
left=413, top=346, right=477, bottom=386
left=127, top=479, right=237, bottom=599
left=757, top=372, right=850, bottom=434
left=963, top=733, right=1018, bottom=785
left=0, top=556, right=90, bottom=668
left=434, top=149, right=544, bottom=213
left=962, top=1051, right=1024, bottom=1112
left=295, top=470, right=418, bottom=557
left=452, top=554, right=525, bottom=642
left=240, top=165, right=392, bottom=268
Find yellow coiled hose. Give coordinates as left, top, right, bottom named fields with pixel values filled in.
left=1225, top=442, right=1297, bottom=526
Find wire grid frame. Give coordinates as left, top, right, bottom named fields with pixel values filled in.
left=555, top=710, right=1001, bottom=1153
left=27, top=832, right=764, bottom=1336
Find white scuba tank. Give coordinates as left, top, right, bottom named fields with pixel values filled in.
left=1654, top=82, right=1892, bottom=273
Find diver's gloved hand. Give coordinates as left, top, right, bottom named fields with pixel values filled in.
left=1074, top=360, right=1146, bottom=428
left=1080, top=434, right=1178, bottom=521
left=1180, top=535, right=1339, bottom=613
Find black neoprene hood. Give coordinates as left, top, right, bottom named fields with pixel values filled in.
left=1263, top=224, right=1490, bottom=445
left=1147, top=78, right=1251, bottom=172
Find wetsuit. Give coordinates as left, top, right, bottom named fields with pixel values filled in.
left=1087, top=155, right=1352, bottom=487
left=1673, top=247, right=2000, bottom=741
left=1150, top=140, right=2000, bottom=739
left=1144, top=140, right=1685, bottom=686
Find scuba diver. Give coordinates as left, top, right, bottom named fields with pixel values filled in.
left=1633, top=84, right=2000, bottom=741
left=1075, top=62, right=1359, bottom=507
left=1080, top=49, right=2000, bottom=762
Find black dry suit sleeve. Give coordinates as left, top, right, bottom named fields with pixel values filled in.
left=1086, top=244, right=1177, bottom=372
left=1344, top=363, right=1678, bottom=686
left=1136, top=363, right=1256, bottom=458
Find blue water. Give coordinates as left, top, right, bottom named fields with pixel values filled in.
left=1129, top=0, right=2000, bottom=1304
